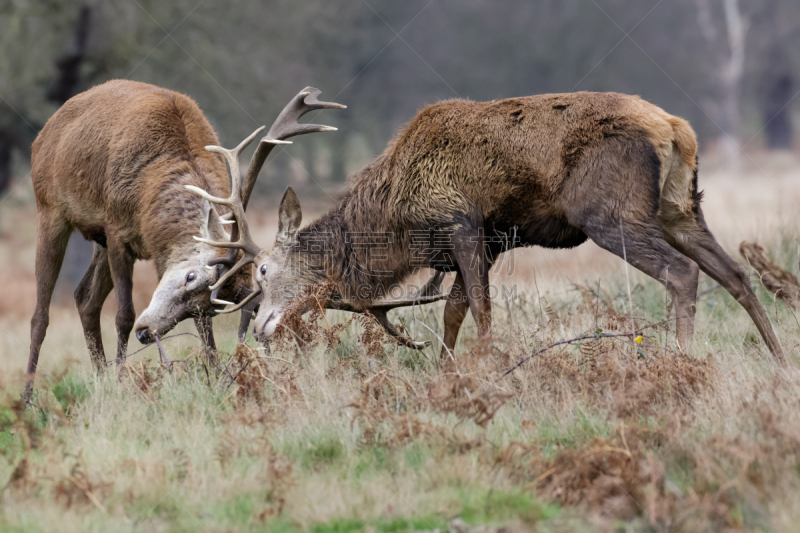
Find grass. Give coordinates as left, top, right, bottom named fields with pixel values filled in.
left=3, top=211, right=800, bottom=531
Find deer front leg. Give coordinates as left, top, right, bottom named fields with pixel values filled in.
left=237, top=292, right=261, bottom=343
left=106, top=235, right=136, bottom=367
left=371, top=309, right=430, bottom=350
left=25, top=213, right=71, bottom=404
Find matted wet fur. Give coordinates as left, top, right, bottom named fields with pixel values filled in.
left=250, top=91, right=785, bottom=363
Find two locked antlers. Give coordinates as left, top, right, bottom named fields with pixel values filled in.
left=185, top=87, right=345, bottom=312
left=185, top=87, right=449, bottom=322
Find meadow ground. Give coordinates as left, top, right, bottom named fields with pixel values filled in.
left=2, top=156, right=800, bottom=532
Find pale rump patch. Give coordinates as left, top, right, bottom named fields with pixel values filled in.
left=619, top=97, right=698, bottom=215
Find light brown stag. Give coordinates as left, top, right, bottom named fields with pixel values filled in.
left=190, top=91, right=786, bottom=363
left=26, top=80, right=343, bottom=401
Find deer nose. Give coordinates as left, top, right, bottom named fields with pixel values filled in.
left=135, top=327, right=152, bottom=344
left=253, top=310, right=276, bottom=341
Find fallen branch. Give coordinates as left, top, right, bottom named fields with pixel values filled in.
left=741, top=241, right=800, bottom=309
left=107, top=332, right=204, bottom=366
left=154, top=335, right=173, bottom=377
left=501, top=318, right=678, bottom=377
left=67, top=475, right=107, bottom=514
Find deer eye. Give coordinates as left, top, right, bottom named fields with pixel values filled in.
left=260, top=265, right=267, bottom=276
left=186, top=272, right=196, bottom=284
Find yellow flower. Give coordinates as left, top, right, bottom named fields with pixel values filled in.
left=635, top=336, right=643, bottom=344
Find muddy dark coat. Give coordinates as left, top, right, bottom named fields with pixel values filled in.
left=253, top=92, right=784, bottom=362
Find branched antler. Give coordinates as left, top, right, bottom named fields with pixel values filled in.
left=185, top=87, right=344, bottom=308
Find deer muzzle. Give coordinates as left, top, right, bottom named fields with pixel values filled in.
left=135, top=326, right=154, bottom=345
left=253, top=309, right=280, bottom=343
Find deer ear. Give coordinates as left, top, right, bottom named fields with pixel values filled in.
left=276, top=186, right=302, bottom=244
left=200, top=199, right=230, bottom=243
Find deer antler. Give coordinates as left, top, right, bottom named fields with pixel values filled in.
left=207, top=88, right=346, bottom=274
left=323, top=272, right=448, bottom=350
left=184, top=126, right=264, bottom=298
left=186, top=87, right=344, bottom=305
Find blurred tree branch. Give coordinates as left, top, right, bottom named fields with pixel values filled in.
left=1, top=0, right=799, bottom=204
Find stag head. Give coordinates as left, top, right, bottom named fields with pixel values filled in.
left=189, top=162, right=448, bottom=347
left=132, top=87, right=344, bottom=345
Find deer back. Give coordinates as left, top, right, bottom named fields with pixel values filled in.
left=32, top=79, right=229, bottom=266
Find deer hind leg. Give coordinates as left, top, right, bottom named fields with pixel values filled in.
left=441, top=271, right=469, bottom=359
left=74, top=243, right=113, bottom=373
left=25, top=213, right=72, bottom=403
left=581, top=220, right=700, bottom=354
left=662, top=214, right=786, bottom=363
left=106, top=235, right=136, bottom=367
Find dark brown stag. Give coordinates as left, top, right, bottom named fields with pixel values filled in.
left=191, top=91, right=785, bottom=363
left=26, top=80, right=344, bottom=401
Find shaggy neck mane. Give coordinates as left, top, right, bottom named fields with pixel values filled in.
left=139, top=91, right=230, bottom=276
left=146, top=161, right=227, bottom=276
left=292, top=155, right=417, bottom=304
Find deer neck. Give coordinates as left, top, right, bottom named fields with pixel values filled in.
left=292, top=166, right=415, bottom=305
left=144, top=167, right=227, bottom=278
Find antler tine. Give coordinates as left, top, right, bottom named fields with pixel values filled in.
left=212, top=87, right=345, bottom=278
left=208, top=252, right=257, bottom=292
left=184, top=127, right=268, bottom=293
left=211, top=287, right=262, bottom=315
left=263, top=87, right=346, bottom=142
left=205, top=125, right=265, bottom=196
left=241, top=87, right=345, bottom=210
left=191, top=88, right=343, bottom=309
left=184, top=177, right=262, bottom=293
left=184, top=184, right=232, bottom=209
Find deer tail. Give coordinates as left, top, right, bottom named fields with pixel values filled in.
left=668, top=116, right=698, bottom=171
left=658, top=117, right=702, bottom=237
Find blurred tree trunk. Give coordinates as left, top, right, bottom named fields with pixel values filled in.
left=51, top=5, right=94, bottom=304
left=761, top=64, right=794, bottom=150
left=47, top=6, right=91, bottom=104
left=756, top=0, right=794, bottom=150
left=0, top=132, right=11, bottom=199
left=696, top=0, right=746, bottom=167
left=719, top=0, right=746, bottom=164
left=0, top=121, right=38, bottom=234
left=55, top=234, right=95, bottom=304
left=0, top=134, right=11, bottom=247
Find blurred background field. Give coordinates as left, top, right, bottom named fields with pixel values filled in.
left=3, top=1, right=800, bottom=531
